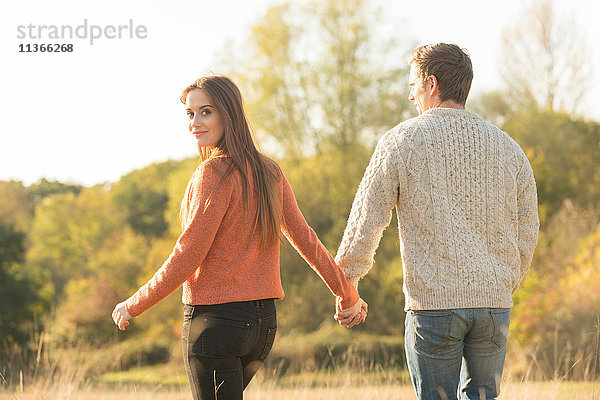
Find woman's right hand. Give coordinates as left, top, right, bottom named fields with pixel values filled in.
left=334, top=297, right=368, bottom=328
left=112, top=301, right=132, bottom=330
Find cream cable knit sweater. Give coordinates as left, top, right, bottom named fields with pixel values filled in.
left=335, top=108, right=539, bottom=311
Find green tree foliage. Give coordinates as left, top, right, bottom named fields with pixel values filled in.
left=554, top=219, right=600, bottom=379
left=308, top=0, right=413, bottom=151
left=238, top=3, right=308, bottom=159
left=238, top=0, right=413, bottom=158
left=0, top=223, right=41, bottom=348
left=164, top=157, right=199, bottom=237
left=125, top=236, right=188, bottom=343
left=12, top=157, right=194, bottom=345
left=503, top=108, right=600, bottom=220
left=116, top=158, right=219, bottom=345
left=271, top=151, right=406, bottom=336
left=111, top=161, right=180, bottom=238
left=0, top=179, right=78, bottom=354
left=235, top=0, right=413, bottom=334
left=112, top=182, right=168, bottom=238
left=0, top=180, right=35, bottom=232
left=275, top=149, right=368, bottom=332
left=54, top=228, right=149, bottom=342
left=29, top=178, right=82, bottom=202
left=468, top=90, right=513, bottom=128
left=473, top=104, right=600, bottom=377
left=0, top=178, right=82, bottom=234
left=511, top=202, right=600, bottom=379
left=27, top=186, right=122, bottom=296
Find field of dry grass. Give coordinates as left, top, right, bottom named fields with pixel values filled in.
left=1, top=328, right=598, bottom=400
left=1, top=363, right=598, bottom=400
left=1, top=380, right=598, bottom=400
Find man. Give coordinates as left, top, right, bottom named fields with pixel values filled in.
left=334, top=43, right=539, bottom=399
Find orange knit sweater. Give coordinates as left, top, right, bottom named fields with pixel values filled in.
left=125, top=157, right=359, bottom=317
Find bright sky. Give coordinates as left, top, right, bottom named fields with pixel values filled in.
left=1, top=0, right=599, bottom=187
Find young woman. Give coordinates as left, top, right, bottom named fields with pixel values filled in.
left=112, top=75, right=366, bottom=399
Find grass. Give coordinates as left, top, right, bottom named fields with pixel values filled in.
left=2, top=361, right=599, bottom=400
left=2, top=360, right=599, bottom=400
left=1, top=322, right=598, bottom=399
left=99, top=363, right=188, bottom=386
left=95, top=365, right=600, bottom=400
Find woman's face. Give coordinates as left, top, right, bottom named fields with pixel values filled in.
left=185, top=89, right=224, bottom=149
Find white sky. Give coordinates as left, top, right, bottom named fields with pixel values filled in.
left=1, top=0, right=599, bottom=187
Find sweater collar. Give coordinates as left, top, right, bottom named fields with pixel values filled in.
left=422, top=108, right=482, bottom=120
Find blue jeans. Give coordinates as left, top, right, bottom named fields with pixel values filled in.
left=404, top=308, right=510, bottom=400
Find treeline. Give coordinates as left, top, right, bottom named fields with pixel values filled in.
left=1, top=0, right=599, bottom=381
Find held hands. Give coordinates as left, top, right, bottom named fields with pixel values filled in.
left=334, top=297, right=368, bottom=328
left=112, top=301, right=132, bottom=330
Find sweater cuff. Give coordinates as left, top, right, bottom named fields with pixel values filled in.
left=125, top=297, right=140, bottom=318
left=338, top=285, right=360, bottom=310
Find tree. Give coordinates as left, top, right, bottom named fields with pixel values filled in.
left=111, top=181, right=169, bottom=238
left=468, top=90, right=513, bottom=128
left=0, top=180, right=34, bottom=233
left=502, top=108, right=600, bottom=219
left=500, top=0, right=592, bottom=114
left=233, top=2, right=312, bottom=159
left=228, top=0, right=415, bottom=334
left=308, top=0, right=412, bottom=152
left=110, top=160, right=180, bottom=238
left=511, top=203, right=600, bottom=379
left=29, top=178, right=82, bottom=202
left=236, top=0, right=413, bottom=159
left=27, top=186, right=122, bottom=296
left=54, top=228, right=149, bottom=342
left=0, top=223, right=41, bottom=348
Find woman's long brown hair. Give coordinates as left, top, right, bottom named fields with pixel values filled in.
left=179, top=76, right=282, bottom=249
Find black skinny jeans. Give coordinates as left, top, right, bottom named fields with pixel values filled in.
left=181, top=299, right=277, bottom=400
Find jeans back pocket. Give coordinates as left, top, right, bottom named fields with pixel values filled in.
left=190, top=315, right=251, bottom=358
left=411, top=310, right=454, bottom=354
left=259, top=326, right=277, bottom=361
left=489, top=308, right=511, bottom=348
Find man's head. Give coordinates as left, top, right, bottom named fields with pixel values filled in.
left=408, top=43, right=473, bottom=114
